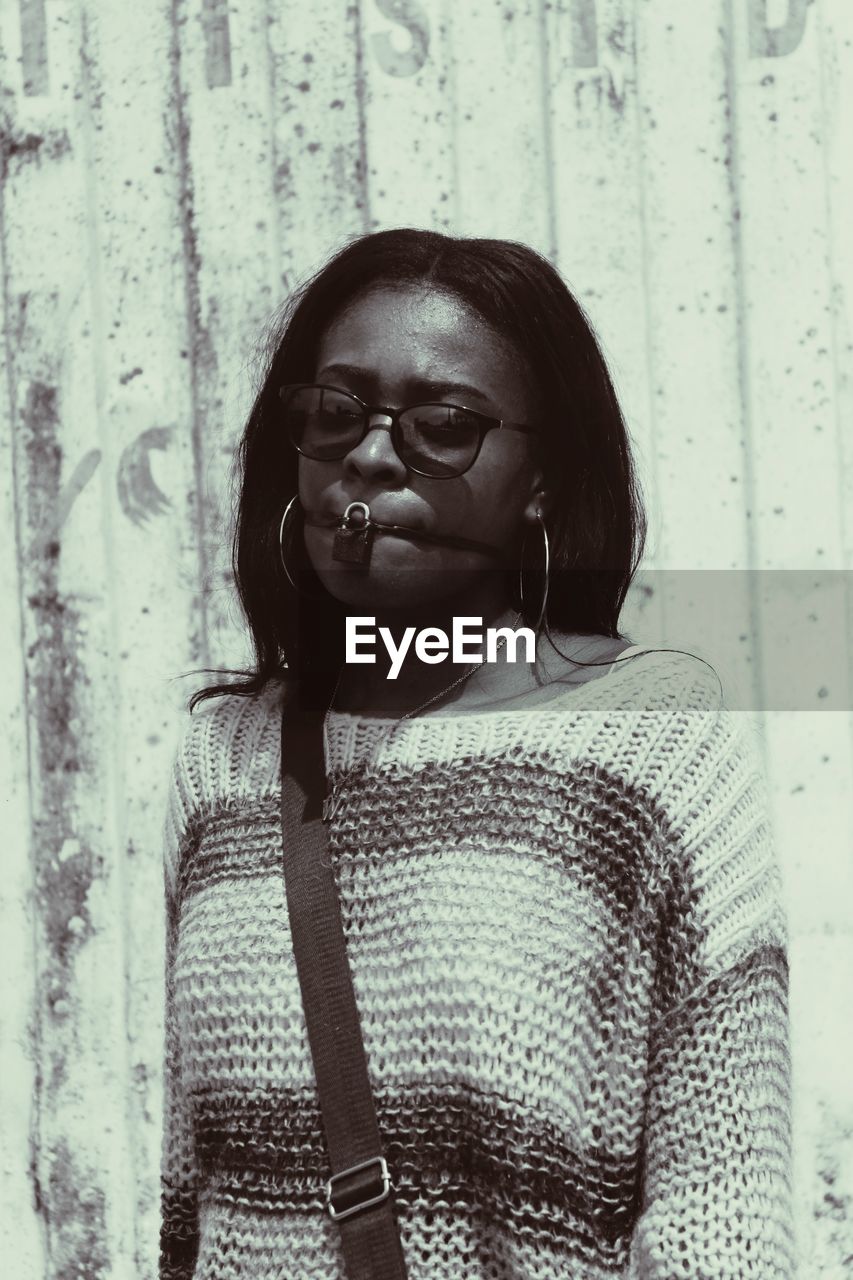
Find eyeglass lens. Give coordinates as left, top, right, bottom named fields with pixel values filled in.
left=282, top=385, right=482, bottom=478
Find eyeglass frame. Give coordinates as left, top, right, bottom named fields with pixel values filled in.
left=278, top=382, right=541, bottom=479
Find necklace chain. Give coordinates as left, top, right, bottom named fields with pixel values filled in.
left=398, top=660, right=481, bottom=720
left=321, top=613, right=521, bottom=822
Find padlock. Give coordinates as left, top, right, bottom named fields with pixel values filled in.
left=332, top=502, right=375, bottom=566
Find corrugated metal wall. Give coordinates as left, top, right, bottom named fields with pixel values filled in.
left=1, top=1, right=851, bottom=1275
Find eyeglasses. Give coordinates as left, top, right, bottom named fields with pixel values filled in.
left=279, top=383, right=540, bottom=479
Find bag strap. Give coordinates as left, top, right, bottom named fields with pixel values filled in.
left=280, top=693, right=409, bottom=1280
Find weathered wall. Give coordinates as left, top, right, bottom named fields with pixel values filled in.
left=0, top=1, right=851, bottom=1276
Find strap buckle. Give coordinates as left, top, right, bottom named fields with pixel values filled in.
left=325, top=1155, right=391, bottom=1221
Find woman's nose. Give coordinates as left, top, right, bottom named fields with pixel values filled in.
left=343, top=414, right=407, bottom=484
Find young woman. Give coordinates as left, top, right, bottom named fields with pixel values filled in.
left=160, top=230, right=792, bottom=1279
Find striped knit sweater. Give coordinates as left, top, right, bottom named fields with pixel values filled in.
left=159, top=648, right=793, bottom=1279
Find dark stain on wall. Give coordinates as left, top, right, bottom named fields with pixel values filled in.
left=166, top=14, right=218, bottom=664
left=36, top=447, right=102, bottom=557
left=809, top=1102, right=853, bottom=1267
left=16, top=362, right=109, bottom=1267
left=47, top=1140, right=110, bottom=1280
left=21, top=379, right=97, bottom=1006
left=1, top=126, right=72, bottom=174
left=23, top=381, right=62, bottom=532
left=815, top=1131, right=852, bottom=1243
left=38, top=840, right=98, bottom=978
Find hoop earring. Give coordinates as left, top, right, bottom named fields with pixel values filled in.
left=518, top=510, right=550, bottom=634
left=279, top=495, right=333, bottom=600
left=278, top=494, right=301, bottom=590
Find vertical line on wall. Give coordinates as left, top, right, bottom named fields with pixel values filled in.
left=0, top=112, right=49, bottom=1273
left=261, top=0, right=286, bottom=285
left=628, top=1, right=666, bottom=598
left=442, top=0, right=462, bottom=231
left=814, top=0, right=853, bottom=765
left=353, top=0, right=372, bottom=231
left=536, top=0, right=559, bottom=263
left=76, top=8, right=140, bottom=1267
left=168, top=0, right=212, bottom=668
left=720, top=0, right=768, bottom=748
left=814, top=5, right=850, bottom=563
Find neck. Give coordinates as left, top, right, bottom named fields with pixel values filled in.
left=332, top=587, right=522, bottom=718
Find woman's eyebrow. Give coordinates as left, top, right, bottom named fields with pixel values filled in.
left=317, top=363, right=493, bottom=406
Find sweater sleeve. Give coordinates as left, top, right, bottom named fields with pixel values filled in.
left=629, top=706, right=794, bottom=1279
left=158, top=722, right=203, bottom=1280
left=156, top=685, right=283, bottom=1278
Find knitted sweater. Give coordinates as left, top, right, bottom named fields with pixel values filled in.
left=159, top=648, right=793, bottom=1279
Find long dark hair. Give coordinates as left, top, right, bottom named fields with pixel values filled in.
left=189, top=229, right=646, bottom=710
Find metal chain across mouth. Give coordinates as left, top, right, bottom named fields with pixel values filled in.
left=304, top=502, right=507, bottom=567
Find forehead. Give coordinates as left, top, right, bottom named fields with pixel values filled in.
left=315, top=285, right=533, bottom=404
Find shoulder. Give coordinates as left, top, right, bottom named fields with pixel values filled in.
left=175, top=679, right=284, bottom=799
left=620, top=655, right=784, bottom=969
left=609, top=645, right=725, bottom=714
left=162, top=680, right=284, bottom=893
left=536, top=634, right=723, bottom=710
left=570, top=645, right=758, bottom=822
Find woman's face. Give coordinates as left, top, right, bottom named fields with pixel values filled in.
left=298, top=284, right=546, bottom=617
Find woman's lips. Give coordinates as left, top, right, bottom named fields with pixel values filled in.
left=323, top=502, right=430, bottom=534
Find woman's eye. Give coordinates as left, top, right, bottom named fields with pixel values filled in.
left=411, top=408, right=473, bottom=432
left=417, top=424, right=455, bottom=440
left=310, top=399, right=362, bottom=428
